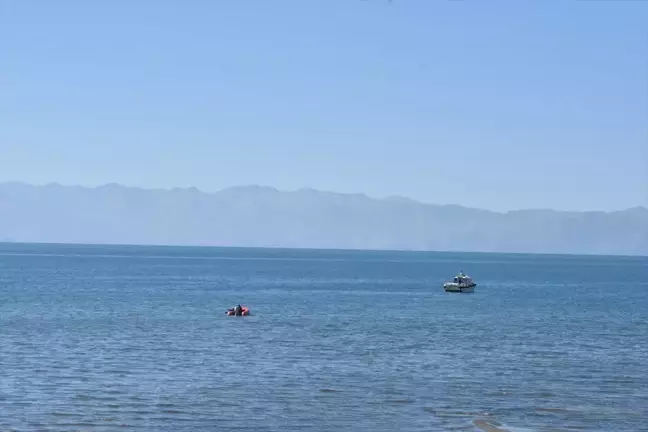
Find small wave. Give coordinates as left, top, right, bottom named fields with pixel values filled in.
left=384, top=398, right=414, bottom=404
left=473, top=419, right=510, bottom=432
left=535, top=407, right=569, bottom=414
left=74, top=394, right=120, bottom=402
left=51, top=412, right=83, bottom=417
left=486, top=391, right=512, bottom=397
left=423, top=407, right=482, bottom=418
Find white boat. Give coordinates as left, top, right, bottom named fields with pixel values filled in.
left=443, top=271, right=476, bottom=293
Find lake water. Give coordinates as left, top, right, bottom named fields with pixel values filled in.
left=1, top=243, right=647, bottom=431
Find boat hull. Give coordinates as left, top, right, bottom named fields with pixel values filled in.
left=443, top=283, right=476, bottom=293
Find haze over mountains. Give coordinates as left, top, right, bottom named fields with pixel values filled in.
left=0, top=182, right=646, bottom=256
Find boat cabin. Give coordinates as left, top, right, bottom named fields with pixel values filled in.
left=453, top=274, right=472, bottom=285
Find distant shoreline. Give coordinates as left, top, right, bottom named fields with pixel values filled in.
left=1, top=240, right=646, bottom=259
left=1, top=181, right=645, bottom=214
left=1, top=182, right=646, bottom=257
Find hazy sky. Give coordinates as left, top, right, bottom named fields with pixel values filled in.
left=1, top=0, right=647, bottom=211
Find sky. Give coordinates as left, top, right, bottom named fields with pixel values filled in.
left=1, top=0, right=647, bottom=212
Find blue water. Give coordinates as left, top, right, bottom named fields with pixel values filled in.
left=1, top=243, right=647, bottom=432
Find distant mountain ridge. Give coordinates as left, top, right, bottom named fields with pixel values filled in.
left=0, top=182, right=646, bottom=256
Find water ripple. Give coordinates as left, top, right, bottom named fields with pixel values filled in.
left=1, top=245, right=647, bottom=431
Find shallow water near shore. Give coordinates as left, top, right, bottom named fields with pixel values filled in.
left=1, top=243, right=647, bottom=431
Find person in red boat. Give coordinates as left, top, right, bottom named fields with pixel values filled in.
left=226, top=304, right=248, bottom=316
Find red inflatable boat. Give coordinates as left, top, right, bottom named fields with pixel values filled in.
left=226, top=306, right=250, bottom=316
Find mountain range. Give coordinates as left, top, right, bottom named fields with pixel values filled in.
left=0, top=182, right=646, bottom=256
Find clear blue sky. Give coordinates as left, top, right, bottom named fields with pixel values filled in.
left=1, top=0, right=647, bottom=211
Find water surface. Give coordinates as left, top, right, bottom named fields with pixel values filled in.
left=1, top=243, right=647, bottom=431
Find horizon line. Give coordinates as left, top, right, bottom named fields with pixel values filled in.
left=1, top=240, right=646, bottom=259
